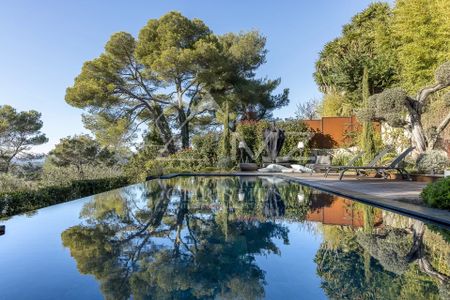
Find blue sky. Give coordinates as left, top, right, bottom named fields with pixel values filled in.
left=0, top=0, right=389, bottom=152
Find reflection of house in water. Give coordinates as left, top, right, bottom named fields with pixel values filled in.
left=307, top=195, right=382, bottom=228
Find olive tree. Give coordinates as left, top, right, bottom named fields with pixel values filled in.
left=358, top=62, right=450, bottom=153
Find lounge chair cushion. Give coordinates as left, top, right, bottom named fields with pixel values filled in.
left=258, top=164, right=290, bottom=173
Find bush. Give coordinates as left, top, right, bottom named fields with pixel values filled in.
left=0, top=177, right=130, bottom=217
left=192, top=132, right=220, bottom=167
left=416, top=150, right=449, bottom=174
left=41, top=162, right=123, bottom=186
left=235, top=119, right=311, bottom=164
left=0, top=173, right=38, bottom=193
left=421, top=177, right=450, bottom=210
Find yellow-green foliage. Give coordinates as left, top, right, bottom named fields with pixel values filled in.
left=424, top=228, right=450, bottom=276
left=393, top=0, right=450, bottom=93
left=235, top=119, right=311, bottom=162
left=318, top=90, right=352, bottom=117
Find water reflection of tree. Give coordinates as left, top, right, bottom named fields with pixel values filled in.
left=315, top=206, right=450, bottom=300
left=61, top=178, right=290, bottom=300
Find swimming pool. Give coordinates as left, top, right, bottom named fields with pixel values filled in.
left=0, top=176, right=449, bottom=299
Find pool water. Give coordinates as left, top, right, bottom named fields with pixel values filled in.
left=0, top=176, right=449, bottom=299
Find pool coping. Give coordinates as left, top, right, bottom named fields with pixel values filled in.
left=150, top=172, right=450, bottom=228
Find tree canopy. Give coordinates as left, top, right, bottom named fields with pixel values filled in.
left=48, top=134, right=116, bottom=177
left=358, top=62, right=450, bottom=153
left=0, top=105, right=47, bottom=173
left=66, top=12, right=288, bottom=155
left=314, top=3, right=397, bottom=111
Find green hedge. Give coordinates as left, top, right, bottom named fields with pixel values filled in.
left=421, top=177, right=450, bottom=210
left=0, top=177, right=130, bottom=218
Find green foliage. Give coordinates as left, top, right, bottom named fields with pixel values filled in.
left=360, top=66, right=380, bottom=163
left=416, top=150, right=449, bottom=174
left=48, top=134, right=117, bottom=178
left=421, top=177, right=450, bottom=209
left=357, top=228, right=413, bottom=275
left=125, top=132, right=220, bottom=180
left=235, top=119, right=310, bottom=164
left=66, top=12, right=287, bottom=152
left=0, top=177, right=129, bottom=217
left=376, top=87, right=409, bottom=127
left=192, top=132, right=220, bottom=166
left=318, top=90, right=352, bottom=117
left=314, top=3, right=398, bottom=108
left=392, top=0, right=450, bottom=92
left=124, top=146, right=160, bottom=181
left=41, top=163, right=123, bottom=187
left=0, top=105, right=48, bottom=172
left=0, top=173, right=38, bottom=193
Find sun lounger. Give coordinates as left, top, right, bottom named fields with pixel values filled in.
left=324, top=151, right=364, bottom=178
left=326, top=147, right=392, bottom=178
left=338, top=147, right=415, bottom=180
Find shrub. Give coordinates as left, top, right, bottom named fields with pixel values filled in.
left=235, top=119, right=311, bottom=164
left=421, top=177, right=450, bottom=210
left=192, top=132, right=220, bottom=167
left=124, top=144, right=160, bottom=180
left=0, top=173, right=38, bottom=193
left=0, top=177, right=130, bottom=217
left=41, top=162, right=123, bottom=186
left=416, top=150, right=449, bottom=174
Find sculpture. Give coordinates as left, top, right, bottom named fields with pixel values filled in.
left=263, top=121, right=285, bottom=163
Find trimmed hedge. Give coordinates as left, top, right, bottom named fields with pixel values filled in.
left=0, top=177, right=130, bottom=218
left=421, top=177, right=450, bottom=210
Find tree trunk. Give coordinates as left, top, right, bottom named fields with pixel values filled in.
left=152, top=105, right=176, bottom=154
left=177, top=109, right=190, bottom=149
left=411, top=121, right=427, bottom=154
left=405, top=101, right=427, bottom=154
left=4, top=158, right=12, bottom=173
left=222, top=101, right=231, bottom=158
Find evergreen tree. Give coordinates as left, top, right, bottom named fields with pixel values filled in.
left=359, top=66, right=379, bottom=163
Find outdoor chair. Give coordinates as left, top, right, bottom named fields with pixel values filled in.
left=337, top=146, right=415, bottom=180
left=324, top=151, right=364, bottom=178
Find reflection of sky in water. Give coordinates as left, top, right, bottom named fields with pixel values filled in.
left=0, top=197, right=102, bottom=299
left=0, top=177, right=448, bottom=299
left=255, top=222, right=326, bottom=300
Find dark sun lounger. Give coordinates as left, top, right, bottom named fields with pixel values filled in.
left=324, top=151, right=364, bottom=178
left=325, top=147, right=392, bottom=178
left=337, top=147, right=415, bottom=181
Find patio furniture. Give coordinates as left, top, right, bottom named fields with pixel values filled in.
left=327, top=147, right=391, bottom=178
left=338, top=146, right=415, bottom=180
left=306, top=154, right=332, bottom=174
left=324, top=151, right=364, bottom=178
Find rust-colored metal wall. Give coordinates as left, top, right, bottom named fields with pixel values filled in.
left=303, top=116, right=380, bottom=148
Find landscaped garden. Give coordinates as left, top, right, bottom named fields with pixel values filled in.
left=1, top=1, right=450, bottom=299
